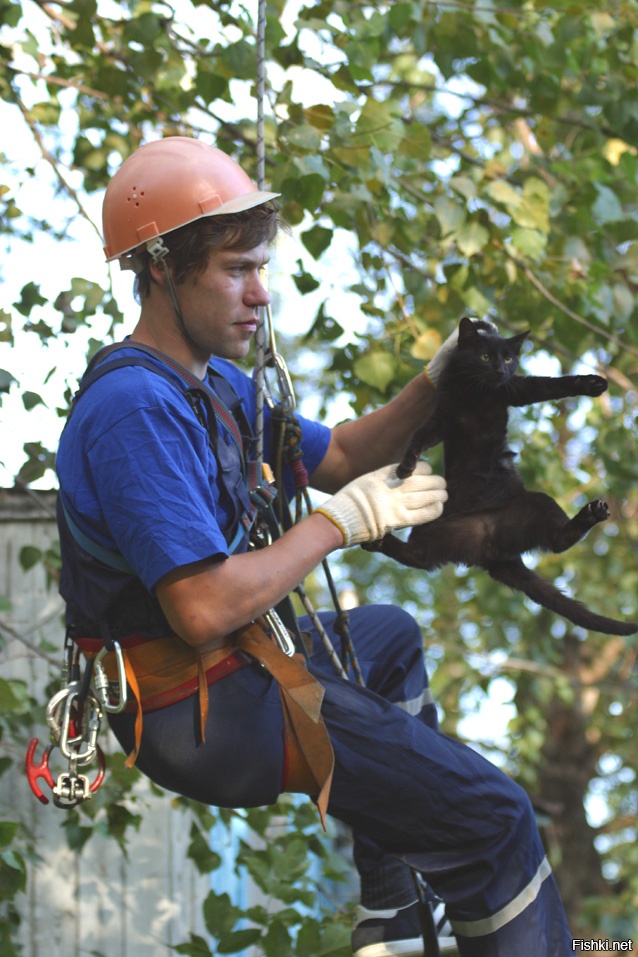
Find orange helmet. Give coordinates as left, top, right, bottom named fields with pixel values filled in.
left=102, top=137, right=279, bottom=262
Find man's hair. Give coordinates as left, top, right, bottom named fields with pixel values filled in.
left=133, top=199, right=281, bottom=301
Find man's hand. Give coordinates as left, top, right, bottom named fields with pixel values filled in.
left=316, top=462, right=447, bottom=547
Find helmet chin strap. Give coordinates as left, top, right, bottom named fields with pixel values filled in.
left=147, top=237, right=196, bottom=350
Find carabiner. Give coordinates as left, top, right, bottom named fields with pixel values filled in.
left=46, top=684, right=77, bottom=742
left=93, top=641, right=128, bottom=713
left=58, top=688, right=102, bottom=765
left=268, top=352, right=296, bottom=411
left=263, top=609, right=296, bottom=657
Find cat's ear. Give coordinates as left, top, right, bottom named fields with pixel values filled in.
left=509, top=331, right=529, bottom=355
left=458, top=316, right=482, bottom=344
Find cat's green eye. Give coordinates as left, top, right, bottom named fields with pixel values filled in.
left=481, top=354, right=490, bottom=361
left=504, top=356, right=513, bottom=364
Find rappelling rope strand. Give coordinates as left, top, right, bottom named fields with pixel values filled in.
left=253, top=0, right=268, bottom=467
left=271, top=407, right=364, bottom=684
left=256, top=0, right=266, bottom=192
left=252, top=0, right=363, bottom=685
left=294, top=584, right=348, bottom=680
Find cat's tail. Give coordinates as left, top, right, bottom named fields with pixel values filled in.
left=484, top=558, right=637, bottom=636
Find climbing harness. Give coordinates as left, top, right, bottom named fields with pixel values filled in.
left=27, top=0, right=359, bottom=808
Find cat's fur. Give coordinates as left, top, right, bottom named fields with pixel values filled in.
left=371, top=317, right=637, bottom=636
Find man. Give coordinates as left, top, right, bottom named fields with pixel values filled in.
left=56, top=136, right=572, bottom=956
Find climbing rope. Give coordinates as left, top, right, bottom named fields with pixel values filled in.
left=251, top=0, right=364, bottom=685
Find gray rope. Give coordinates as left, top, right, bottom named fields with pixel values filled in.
left=253, top=0, right=267, bottom=466
left=251, top=1, right=348, bottom=683
left=256, top=0, right=266, bottom=192
left=295, top=585, right=348, bottom=680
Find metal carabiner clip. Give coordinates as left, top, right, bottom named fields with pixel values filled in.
left=58, top=689, right=102, bottom=766
left=263, top=609, right=296, bottom=657
left=268, top=352, right=296, bottom=411
left=93, top=641, right=128, bottom=713
left=46, top=685, right=76, bottom=743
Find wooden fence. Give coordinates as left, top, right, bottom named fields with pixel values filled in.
left=0, top=488, right=214, bottom=956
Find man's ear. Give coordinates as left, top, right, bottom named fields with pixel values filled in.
left=149, top=259, right=170, bottom=286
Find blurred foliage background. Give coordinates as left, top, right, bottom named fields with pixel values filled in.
left=1, top=0, right=637, bottom=949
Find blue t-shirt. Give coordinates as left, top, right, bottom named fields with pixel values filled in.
left=56, top=347, right=331, bottom=591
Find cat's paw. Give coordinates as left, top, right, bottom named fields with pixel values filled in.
left=586, top=499, right=610, bottom=523
left=577, top=375, right=608, bottom=397
left=362, top=539, right=385, bottom=553
left=396, top=462, right=415, bottom=480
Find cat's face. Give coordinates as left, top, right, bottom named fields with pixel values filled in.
left=455, top=317, right=527, bottom=385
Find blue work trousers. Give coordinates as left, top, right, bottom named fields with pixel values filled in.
left=109, top=604, right=572, bottom=956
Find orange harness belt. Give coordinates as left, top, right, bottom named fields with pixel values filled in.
left=78, top=620, right=334, bottom=827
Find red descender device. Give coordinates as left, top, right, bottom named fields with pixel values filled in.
left=26, top=637, right=127, bottom=808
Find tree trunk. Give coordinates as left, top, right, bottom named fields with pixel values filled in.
left=536, top=635, right=611, bottom=928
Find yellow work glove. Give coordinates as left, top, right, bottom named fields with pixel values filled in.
left=316, top=462, right=447, bottom=547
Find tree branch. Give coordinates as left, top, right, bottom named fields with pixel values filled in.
left=12, top=92, right=104, bottom=244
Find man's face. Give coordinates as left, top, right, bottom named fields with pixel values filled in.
left=175, top=242, right=271, bottom=362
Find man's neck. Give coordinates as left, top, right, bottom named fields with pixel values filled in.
left=132, top=311, right=210, bottom=380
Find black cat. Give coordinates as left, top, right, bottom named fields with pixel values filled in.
left=370, top=317, right=637, bottom=636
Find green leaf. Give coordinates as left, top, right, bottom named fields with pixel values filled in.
left=293, top=261, right=320, bottom=295
left=61, top=813, right=94, bottom=853
left=171, top=933, right=212, bottom=956
left=219, top=39, right=256, bottom=80
left=456, top=221, right=490, bottom=257
left=14, top=282, right=47, bottom=318
left=0, top=679, right=29, bottom=716
left=17, top=442, right=55, bottom=485
left=203, top=891, right=240, bottom=939
left=187, top=823, right=221, bottom=874
left=434, top=196, right=466, bottom=237
left=304, top=104, right=334, bottom=131
left=301, top=225, right=333, bottom=259
left=0, top=822, right=18, bottom=848
left=485, top=180, right=521, bottom=210
left=29, top=100, right=61, bottom=125
left=510, top=226, right=547, bottom=260
left=318, top=921, right=351, bottom=956
left=217, top=928, right=262, bottom=954
left=0, top=846, right=26, bottom=900
left=353, top=98, right=403, bottom=151
left=353, top=351, right=397, bottom=392
left=286, top=124, right=323, bottom=152
left=19, top=545, right=42, bottom=571
left=593, top=185, right=624, bottom=223
left=401, top=123, right=432, bottom=159
left=22, top=391, right=44, bottom=411
left=0, top=369, right=16, bottom=393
